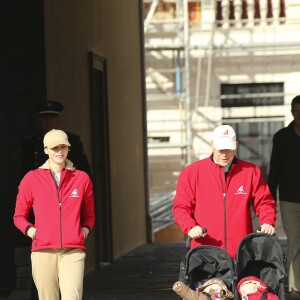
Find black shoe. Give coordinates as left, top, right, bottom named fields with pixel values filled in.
left=290, top=291, right=300, bottom=300
left=0, top=290, right=12, bottom=297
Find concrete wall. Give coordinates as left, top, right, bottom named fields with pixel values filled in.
left=43, top=0, right=148, bottom=271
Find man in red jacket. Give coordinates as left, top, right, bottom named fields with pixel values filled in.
left=14, top=129, right=95, bottom=300
left=173, top=125, right=276, bottom=259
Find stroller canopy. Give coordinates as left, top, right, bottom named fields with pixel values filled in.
left=180, top=245, right=237, bottom=293
left=236, top=233, right=287, bottom=298
left=178, top=233, right=286, bottom=300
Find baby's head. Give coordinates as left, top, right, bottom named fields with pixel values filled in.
left=237, top=276, right=267, bottom=297
left=203, top=283, right=223, bottom=299
left=203, top=283, right=222, bottom=293
left=197, top=278, right=234, bottom=299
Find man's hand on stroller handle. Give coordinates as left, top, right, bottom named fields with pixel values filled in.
left=188, top=226, right=207, bottom=239
left=257, top=223, right=275, bottom=235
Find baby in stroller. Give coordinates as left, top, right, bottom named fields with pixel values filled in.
left=173, top=233, right=286, bottom=300
left=237, top=276, right=279, bottom=300
left=173, top=278, right=234, bottom=300
left=173, top=276, right=279, bottom=300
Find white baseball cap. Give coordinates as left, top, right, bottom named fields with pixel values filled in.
left=212, top=125, right=237, bottom=150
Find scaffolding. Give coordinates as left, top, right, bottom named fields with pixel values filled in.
left=144, top=0, right=300, bottom=230
left=145, top=0, right=193, bottom=168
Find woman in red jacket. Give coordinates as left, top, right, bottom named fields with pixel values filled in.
left=173, top=125, right=276, bottom=259
left=14, top=129, right=95, bottom=300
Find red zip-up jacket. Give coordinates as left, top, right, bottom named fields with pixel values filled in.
left=173, top=156, right=276, bottom=258
left=14, top=160, right=95, bottom=252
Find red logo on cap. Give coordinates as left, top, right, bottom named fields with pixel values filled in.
left=224, top=130, right=229, bottom=135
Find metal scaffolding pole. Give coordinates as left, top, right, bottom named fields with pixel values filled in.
left=144, top=0, right=194, bottom=166
left=183, top=0, right=192, bottom=164
left=144, top=0, right=159, bottom=34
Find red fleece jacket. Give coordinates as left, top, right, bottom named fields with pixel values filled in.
left=14, top=165, right=95, bottom=251
left=172, top=156, right=276, bottom=258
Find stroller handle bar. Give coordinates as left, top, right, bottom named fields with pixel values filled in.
left=185, top=227, right=274, bottom=250
left=186, top=228, right=207, bottom=251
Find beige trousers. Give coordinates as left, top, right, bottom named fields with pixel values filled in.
left=31, top=248, right=86, bottom=300
left=280, top=201, right=300, bottom=292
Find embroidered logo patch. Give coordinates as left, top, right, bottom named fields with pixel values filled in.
left=235, top=185, right=247, bottom=195
left=69, top=189, right=80, bottom=198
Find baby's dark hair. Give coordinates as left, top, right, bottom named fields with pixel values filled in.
left=291, top=95, right=300, bottom=108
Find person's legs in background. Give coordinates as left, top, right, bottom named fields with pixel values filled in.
left=280, top=201, right=300, bottom=299
left=0, top=242, right=16, bottom=297
left=30, top=280, right=39, bottom=300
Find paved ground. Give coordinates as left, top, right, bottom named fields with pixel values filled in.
left=0, top=219, right=288, bottom=300
left=83, top=242, right=185, bottom=300
left=0, top=239, right=288, bottom=300
left=82, top=238, right=288, bottom=300
left=82, top=203, right=288, bottom=300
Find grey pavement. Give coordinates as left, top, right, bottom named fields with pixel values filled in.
left=83, top=207, right=289, bottom=300
left=1, top=222, right=288, bottom=300
left=82, top=237, right=288, bottom=300
left=83, top=242, right=185, bottom=300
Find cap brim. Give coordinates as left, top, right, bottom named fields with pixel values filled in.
left=45, top=141, right=71, bottom=148
left=213, top=141, right=236, bottom=150
left=38, top=111, right=60, bottom=115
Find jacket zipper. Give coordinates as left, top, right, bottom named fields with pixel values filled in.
left=56, top=187, right=63, bottom=248
left=58, top=172, right=66, bottom=248
left=59, top=192, right=62, bottom=248
left=223, top=191, right=227, bottom=250
left=219, top=167, right=227, bottom=251
left=53, top=171, right=64, bottom=249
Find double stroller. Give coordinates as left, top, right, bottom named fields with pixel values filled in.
left=178, top=233, right=287, bottom=300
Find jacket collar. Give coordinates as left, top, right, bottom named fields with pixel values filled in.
left=210, top=154, right=238, bottom=166
left=39, top=159, right=75, bottom=171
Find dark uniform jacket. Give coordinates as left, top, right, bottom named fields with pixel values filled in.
left=268, top=121, right=300, bottom=203
left=21, top=131, right=91, bottom=176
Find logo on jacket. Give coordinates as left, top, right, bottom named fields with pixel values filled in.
left=69, top=189, right=80, bottom=198
left=235, top=185, right=247, bottom=195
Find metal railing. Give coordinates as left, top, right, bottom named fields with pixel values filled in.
left=149, top=191, right=175, bottom=232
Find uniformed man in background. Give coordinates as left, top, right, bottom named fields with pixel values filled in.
left=21, top=100, right=91, bottom=176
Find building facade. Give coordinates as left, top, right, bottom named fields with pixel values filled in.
left=145, top=0, right=298, bottom=194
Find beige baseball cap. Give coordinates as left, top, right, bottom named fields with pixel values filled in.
left=43, top=129, right=71, bottom=148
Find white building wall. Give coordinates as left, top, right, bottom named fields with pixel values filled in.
left=145, top=0, right=300, bottom=194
